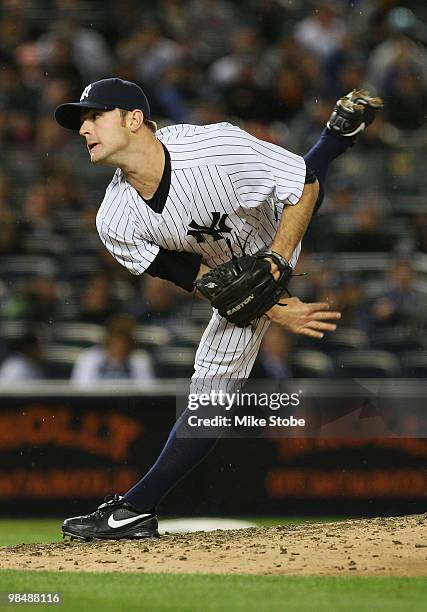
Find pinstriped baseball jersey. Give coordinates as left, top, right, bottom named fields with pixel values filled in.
left=96, top=122, right=306, bottom=272
left=95, top=122, right=306, bottom=381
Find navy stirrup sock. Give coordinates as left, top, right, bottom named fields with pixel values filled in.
left=304, top=129, right=354, bottom=213
left=123, top=408, right=218, bottom=512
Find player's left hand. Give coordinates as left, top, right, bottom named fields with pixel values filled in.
left=267, top=297, right=341, bottom=339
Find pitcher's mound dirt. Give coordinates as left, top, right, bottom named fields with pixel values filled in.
left=1, top=514, right=426, bottom=576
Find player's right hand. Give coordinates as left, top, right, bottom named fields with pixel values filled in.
left=266, top=297, right=341, bottom=339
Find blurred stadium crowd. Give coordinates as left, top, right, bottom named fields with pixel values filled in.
left=0, top=0, right=426, bottom=382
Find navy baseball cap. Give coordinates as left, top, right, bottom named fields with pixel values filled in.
left=55, top=78, right=151, bottom=131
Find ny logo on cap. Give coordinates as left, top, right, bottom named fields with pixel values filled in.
left=80, top=84, right=92, bottom=101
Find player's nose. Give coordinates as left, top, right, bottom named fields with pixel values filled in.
left=79, top=120, right=92, bottom=136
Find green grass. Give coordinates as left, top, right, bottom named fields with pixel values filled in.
left=0, top=521, right=62, bottom=547
left=0, top=518, right=344, bottom=547
left=0, top=572, right=425, bottom=612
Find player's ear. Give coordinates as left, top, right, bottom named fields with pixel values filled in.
left=128, top=109, right=144, bottom=133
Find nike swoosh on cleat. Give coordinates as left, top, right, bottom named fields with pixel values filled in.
left=107, top=513, right=152, bottom=529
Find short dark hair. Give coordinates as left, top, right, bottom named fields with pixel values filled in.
left=119, top=109, right=157, bottom=133
left=144, top=118, right=158, bottom=133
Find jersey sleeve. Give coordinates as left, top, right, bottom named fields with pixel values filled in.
left=97, top=211, right=201, bottom=290
left=226, top=137, right=306, bottom=209
left=96, top=214, right=160, bottom=275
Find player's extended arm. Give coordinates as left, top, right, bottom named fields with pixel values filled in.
left=271, top=180, right=319, bottom=260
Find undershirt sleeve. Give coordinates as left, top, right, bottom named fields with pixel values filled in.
left=305, top=166, right=317, bottom=184
left=145, top=248, right=202, bottom=292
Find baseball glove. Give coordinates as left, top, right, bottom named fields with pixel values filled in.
left=195, top=251, right=294, bottom=327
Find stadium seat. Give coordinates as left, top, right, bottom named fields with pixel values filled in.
left=414, top=252, right=427, bottom=275
left=44, top=344, right=83, bottom=379
left=170, top=323, right=206, bottom=347
left=185, top=300, right=212, bottom=324
left=400, top=351, right=427, bottom=378
left=53, top=322, right=105, bottom=347
left=61, top=254, right=103, bottom=280
left=371, top=326, right=422, bottom=352
left=154, top=346, right=196, bottom=378
left=0, top=255, right=58, bottom=280
left=0, top=321, right=31, bottom=341
left=289, top=350, right=334, bottom=378
left=362, top=278, right=388, bottom=299
left=23, top=234, right=69, bottom=256
left=321, top=328, right=370, bottom=352
left=67, top=232, right=101, bottom=254
left=334, top=350, right=401, bottom=378
left=135, top=325, right=172, bottom=349
left=333, top=253, right=389, bottom=275
left=0, top=321, right=51, bottom=343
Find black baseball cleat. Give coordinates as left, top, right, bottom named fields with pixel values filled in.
left=62, top=494, right=159, bottom=540
left=326, top=89, right=384, bottom=138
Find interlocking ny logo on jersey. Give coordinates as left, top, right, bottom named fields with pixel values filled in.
left=80, top=84, right=92, bottom=101
left=187, top=212, right=232, bottom=243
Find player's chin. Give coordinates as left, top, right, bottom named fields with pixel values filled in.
left=89, top=149, right=108, bottom=165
